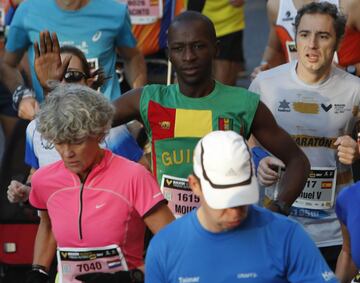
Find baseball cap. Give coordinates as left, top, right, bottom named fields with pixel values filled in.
left=193, top=131, right=259, bottom=209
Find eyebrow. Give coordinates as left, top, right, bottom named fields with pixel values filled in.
left=298, top=30, right=332, bottom=36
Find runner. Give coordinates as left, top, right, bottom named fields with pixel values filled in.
left=7, top=33, right=148, bottom=204
left=252, top=0, right=360, bottom=78
left=27, top=84, right=174, bottom=283
left=335, top=173, right=360, bottom=280
left=0, top=0, right=146, bottom=120
left=145, top=131, right=337, bottom=283
left=249, top=2, right=360, bottom=270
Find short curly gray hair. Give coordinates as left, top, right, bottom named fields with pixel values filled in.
left=36, top=83, right=115, bottom=144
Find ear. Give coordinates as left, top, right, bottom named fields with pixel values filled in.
left=188, top=174, right=202, bottom=197
left=214, top=40, right=220, bottom=58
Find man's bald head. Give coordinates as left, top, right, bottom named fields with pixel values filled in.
left=168, top=11, right=217, bottom=44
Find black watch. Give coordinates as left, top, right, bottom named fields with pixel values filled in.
left=129, top=269, right=144, bottom=283
left=271, top=200, right=291, bottom=216
left=12, top=85, right=35, bottom=110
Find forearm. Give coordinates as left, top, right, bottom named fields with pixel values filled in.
left=33, top=216, right=57, bottom=270
left=276, top=152, right=310, bottom=206
left=124, top=52, right=147, bottom=88
left=336, top=249, right=358, bottom=283
left=261, top=45, right=286, bottom=68
left=0, top=61, right=26, bottom=93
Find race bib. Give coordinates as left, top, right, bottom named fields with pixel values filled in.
left=161, top=174, right=199, bottom=218
left=57, top=244, right=128, bottom=283
left=265, top=167, right=336, bottom=210
left=293, top=167, right=336, bottom=210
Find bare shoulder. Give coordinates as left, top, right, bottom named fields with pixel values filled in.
left=267, top=0, right=280, bottom=24
left=341, top=0, right=360, bottom=29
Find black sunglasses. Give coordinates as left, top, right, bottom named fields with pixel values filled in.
left=64, top=70, right=87, bottom=83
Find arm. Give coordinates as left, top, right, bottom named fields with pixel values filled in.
left=251, top=0, right=286, bottom=79
left=1, top=50, right=39, bottom=120
left=25, top=211, right=57, bottom=283
left=117, top=46, right=147, bottom=89
left=143, top=201, right=175, bottom=234
left=251, top=102, right=310, bottom=212
left=112, top=88, right=143, bottom=126
left=336, top=223, right=358, bottom=283
left=32, top=211, right=57, bottom=271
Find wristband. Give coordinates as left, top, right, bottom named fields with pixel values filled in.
left=12, top=85, right=35, bottom=110
left=270, top=199, right=291, bottom=216
left=31, top=264, right=49, bottom=276
left=251, top=146, right=270, bottom=175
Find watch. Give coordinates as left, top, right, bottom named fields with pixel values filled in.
left=346, top=65, right=357, bottom=76
left=271, top=200, right=292, bottom=216
left=12, top=85, right=35, bottom=110
left=129, top=269, right=144, bottom=283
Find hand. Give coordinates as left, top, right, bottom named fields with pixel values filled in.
left=7, top=180, right=31, bottom=203
left=250, top=63, right=270, bottom=81
left=18, top=97, right=40, bottom=120
left=334, top=135, right=359, bottom=165
left=34, top=30, right=71, bottom=91
left=25, top=270, right=49, bottom=283
left=257, top=156, right=285, bottom=186
left=75, top=270, right=140, bottom=283
left=229, top=0, right=245, bottom=7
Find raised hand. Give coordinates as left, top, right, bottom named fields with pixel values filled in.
left=34, top=30, right=71, bottom=92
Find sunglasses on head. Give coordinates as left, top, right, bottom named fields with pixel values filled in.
left=64, top=70, right=87, bottom=83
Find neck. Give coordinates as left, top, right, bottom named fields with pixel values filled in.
left=178, top=79, right=215, bottom=98
left=296, top=63, right=332, bottom=85
left=56, top=0, right=89, bottom=10
left=78, top=149, right=104, bottom=182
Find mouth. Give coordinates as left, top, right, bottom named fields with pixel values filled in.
left=182, top=66, right=200, bottom=75
left=306, top=53, right=320, bottom=63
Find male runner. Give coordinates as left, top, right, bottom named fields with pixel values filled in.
left=111, top=11, right=310, bottom=217
left=252, top=0, right=360, bottom=78
left=145, top=131, right=337, bottom=283
left=250, top=2, right=360, bottom=269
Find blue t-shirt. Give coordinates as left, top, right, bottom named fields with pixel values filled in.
left=25, top=120, right=143, bottom=169
left=336, top=182, right=360, bottom=269
left=146, top=205, right=338, bottom=283
left=6, top=0, right=136, bottom=101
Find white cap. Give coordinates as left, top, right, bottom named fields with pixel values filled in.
left=193, top=131, right=259, bottom=209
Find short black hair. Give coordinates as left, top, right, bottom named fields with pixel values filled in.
left=168, top=11, right=217, bottom=43
left=294, top=2, right=346, bottom=47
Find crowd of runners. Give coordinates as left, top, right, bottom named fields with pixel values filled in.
left=0, top=0, right=360, bottom=282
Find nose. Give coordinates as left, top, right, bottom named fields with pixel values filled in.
left=227, top=206, right=248, bottom=219
left=183, top=45, right=196, bottom=61
left=308, top=34, right=318, bottom=49
left=62, top=144, right=75, bottom=158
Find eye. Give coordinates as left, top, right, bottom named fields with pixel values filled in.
left=171, top=46, right=184, bottom=52
left=193, top=43, right=205, bottom=49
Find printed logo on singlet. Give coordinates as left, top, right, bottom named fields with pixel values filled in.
left=159, top=121, right=171, bottom=130
left=278, top=99, right=291, bottom=112
left=321, top=104, right=332, bottom=112
left=237, top=273, right=258, bottom=279
left=218, top=117, right=234, bottom=130
left=282, top=10, right=294, bottom=21
left=178, top=276, right=200, bottom=283
left=92, top=31, right=102, bottom=42
left=334, top=104, right=351, bottom=114
left=322, top=271, right=336, bottom=281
